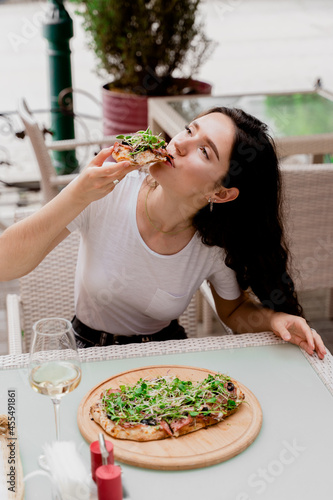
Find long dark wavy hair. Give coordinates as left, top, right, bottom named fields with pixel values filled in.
left=192, top=107, right=303, bottom=316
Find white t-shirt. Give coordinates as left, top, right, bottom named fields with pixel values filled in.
left=67, top=170, right=241, bottom=335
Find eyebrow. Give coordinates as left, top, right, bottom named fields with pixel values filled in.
left=192, top=120, right=220, bottom=161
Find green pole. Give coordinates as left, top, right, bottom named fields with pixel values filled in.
left=42, top=0, right=78, bottom=175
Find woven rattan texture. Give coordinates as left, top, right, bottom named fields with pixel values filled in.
left=2, top=333, right=332, bottom=396
left=20, top=231, right=80, bottom=351
left=282, top=165, right=333, bottom=290
left=178, top=292, right=198, bottom=339
left=18, top=99, right=118, bottom=204
left=19, top=99, right=62, bottom=203
left=302, top=349, right=333, bottom=397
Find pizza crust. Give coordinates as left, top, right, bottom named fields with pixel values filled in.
left=90, top=376, right=245, bottom=442
left=90, top=402, right=170, bottom=441
left=111, top=142, right=170, bottom=166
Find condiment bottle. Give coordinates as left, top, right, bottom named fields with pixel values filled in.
left=96, top=464, right=123, bottom=500
left=90, top=433, right=114, bottom=482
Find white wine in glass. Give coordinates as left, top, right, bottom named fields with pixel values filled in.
left=28, top=318, right=81, bottom=449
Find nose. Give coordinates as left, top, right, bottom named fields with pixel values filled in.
left=173, top=138, right=187, bottom=156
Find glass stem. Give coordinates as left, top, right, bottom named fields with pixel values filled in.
left=51, top=399, right=61, bottom=441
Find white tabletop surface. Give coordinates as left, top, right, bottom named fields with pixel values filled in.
left=1, top=334, right=333, bottom=500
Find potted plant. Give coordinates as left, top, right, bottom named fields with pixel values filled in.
left=69, top=0, right=214, bottom=134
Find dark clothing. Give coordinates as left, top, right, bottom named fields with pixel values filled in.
left=72, top=316, right=187, bottom=348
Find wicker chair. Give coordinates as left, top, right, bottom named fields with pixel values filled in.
left=7, top=230, right=80, bottom=354
left=17, top=98, right=118, bottom=204
left=6, top=229, right=199, bottom=355
left=200, top=163, right=333, bottom=334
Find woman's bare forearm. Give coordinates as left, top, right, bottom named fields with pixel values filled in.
left=0, top=182, right=87, bottom=280
left=224, top=298, right=275, bottom=333
left=224, top=295, right=327, bottom=359
left=0, top=148, right=135, bottom=281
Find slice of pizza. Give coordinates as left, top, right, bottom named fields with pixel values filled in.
left=111, top=128, right=174, bottom=167
left=90, top=373, right=245, bottom=442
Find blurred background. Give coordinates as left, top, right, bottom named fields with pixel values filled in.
left=1, top=0, right=333, bottom=355
left=1, top=0, right=333, bottom=196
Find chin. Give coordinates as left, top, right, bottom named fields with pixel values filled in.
left=148, top=162, right=165, bottom=179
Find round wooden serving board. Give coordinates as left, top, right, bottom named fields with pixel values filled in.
left=77, top=365, right=262, bottom=470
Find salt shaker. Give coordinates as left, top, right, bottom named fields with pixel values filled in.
left=90, top=433, right=114, bottom=482
left=96, top=463, right=123, bottom=500
left=95, top=434, right=123, bottom=500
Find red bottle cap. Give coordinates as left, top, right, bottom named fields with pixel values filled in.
left=90, top=440, right=114, bottom=482
left=96, top=464, right=122, bottom=500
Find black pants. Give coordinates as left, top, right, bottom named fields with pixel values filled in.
left=72, top=316, right=187, bottom=348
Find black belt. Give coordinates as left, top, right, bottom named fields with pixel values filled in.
left=72, top=316, right=187, bottom=347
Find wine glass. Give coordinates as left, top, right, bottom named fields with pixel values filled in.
left=28, top=318, right=81, bottom=467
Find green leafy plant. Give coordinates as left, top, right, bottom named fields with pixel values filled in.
left=101, top=373, right=242, bottom=424
left=69, top=0, right=213, bottom=95
left=116, top=128, right=166, bottom=154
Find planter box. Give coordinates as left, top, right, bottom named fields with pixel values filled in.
left=102, top=79, right=212, bottom=135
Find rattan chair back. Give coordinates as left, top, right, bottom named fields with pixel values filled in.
left=19, top=230, right=80, bottom=351
left=282, top=163, right=333, bottom=291
left=18, top=98, right=63, bottom=203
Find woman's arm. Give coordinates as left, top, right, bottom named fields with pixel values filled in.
left=210, top=283, right=327, bottom=359
left=0, top=147, right=134, bottom=281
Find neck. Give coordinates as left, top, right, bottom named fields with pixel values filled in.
left=144, top=185, right=193, bottom=235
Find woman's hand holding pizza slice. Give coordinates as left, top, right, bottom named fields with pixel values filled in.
left=68, top=146, right=139, bottom=206
left=69, top=128, right=173, bottom=207
left=111, top=128, right=174, bottom=167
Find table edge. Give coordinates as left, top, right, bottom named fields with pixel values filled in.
left=2, top=332, right=332, bottom=395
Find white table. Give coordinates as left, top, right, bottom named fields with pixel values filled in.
left=1, top=333, right=333, bottom=499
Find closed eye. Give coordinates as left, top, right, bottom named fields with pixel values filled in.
left=200, top=147, right=209, bottom=159
left=185, top=125, right=209, bottom=159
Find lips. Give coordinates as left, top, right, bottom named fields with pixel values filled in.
left=166, top=149, right=175, bottom=167
left=165, top=158, right=174, bottom=168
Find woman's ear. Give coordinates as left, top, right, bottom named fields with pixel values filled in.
left=214, top=187, right=239, bottom=204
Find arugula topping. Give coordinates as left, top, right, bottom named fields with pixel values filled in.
left=116, top=127, right=166, bottom=156
left=101, top=373, right=242, bottom=425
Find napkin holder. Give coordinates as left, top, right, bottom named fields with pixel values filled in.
left=42, top=441, right=91, bottom=499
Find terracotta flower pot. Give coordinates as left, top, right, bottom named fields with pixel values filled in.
left=102, top=78, right=212, bottom=136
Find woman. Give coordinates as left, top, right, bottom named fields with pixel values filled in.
left=0, top=107, right=326, bottom=358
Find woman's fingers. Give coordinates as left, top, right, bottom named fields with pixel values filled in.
left=73, top=148, right=140, bottom=203
left=311, top=328, right=327, bottom=359
left=297, top=324, right=327, bottom=359
left=90, top=146, right=116, bottom=166
left=272, top=314, right=327, bottom=359
left=104, top=170, right=130, bottom=190
left=100, top=161, right=133, bottom=177
left=298, top=338, right=314, bottom=355
left=85, top=160, right=139, bottom=196
left=291, top=328, right=326, bottom=359
left=297, top=322, right=315, bottom=351
left=275, top=325, right=291, bottom=342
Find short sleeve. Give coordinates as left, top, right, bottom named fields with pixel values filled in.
left=207, top=249, right=241, bottom=300
left=66, top=204, right=91, bottom=233
left=66, top=174, right=125, bottom=233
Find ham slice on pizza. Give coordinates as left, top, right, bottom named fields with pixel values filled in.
left=90, top=373, right=245, bottom=442
left=111, top=128, right=174, bottom=167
